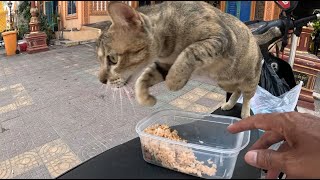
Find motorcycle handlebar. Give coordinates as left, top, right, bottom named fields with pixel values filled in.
left=252, top=14, right=320, bottom=35
left=294, top=14, right=319, bottom=27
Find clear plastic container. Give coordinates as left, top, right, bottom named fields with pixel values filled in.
left=135, top=109, right=250, bottom=179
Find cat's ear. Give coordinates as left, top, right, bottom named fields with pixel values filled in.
left=107, top=2, right=142, bottom=28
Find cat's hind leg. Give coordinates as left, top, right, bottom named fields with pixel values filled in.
left=241, top=91, right=255, bottom=119
left=135, top=62, right=169, bottom=106
left=221, top=90, right=241, bottom=111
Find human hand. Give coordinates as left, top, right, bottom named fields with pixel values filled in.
left=227, top=112, right=320, bottom=179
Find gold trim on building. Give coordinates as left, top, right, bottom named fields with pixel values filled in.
left=250, top=1, right=256, bottom=20
left=83, top=1, right=89, bottom=25
left=220, top=1, right=226, bottom=12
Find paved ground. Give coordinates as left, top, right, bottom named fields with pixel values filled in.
left=0, top=44, right=319, bottom=179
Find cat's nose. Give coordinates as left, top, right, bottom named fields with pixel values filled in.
left=100, top=78, right=108, bottom=84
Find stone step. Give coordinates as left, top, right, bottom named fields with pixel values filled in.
left=59, top=40, right=80, bottom=47
left=55, top=28, right=100, bottom=42
left=79, top=39, right=97, bottom=45
left=55, top=39, right=96, bottom=47
left=81, top=25, right=102, bottom=33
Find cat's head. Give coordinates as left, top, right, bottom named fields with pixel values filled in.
left=96, top=2, right=153, bottom=87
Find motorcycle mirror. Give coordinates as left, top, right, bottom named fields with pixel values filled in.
left=274, top=1, right=298, bottom=13
left=313, top=9, right=320, bottom=14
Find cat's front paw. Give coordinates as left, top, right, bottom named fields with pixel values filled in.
left=165, top=75, right=187, bottom=91
left=221, top=102, right=234, bottom=111
left=136, top=94, right=157, bottom=107
left=135, top=78, right=157, bottom=107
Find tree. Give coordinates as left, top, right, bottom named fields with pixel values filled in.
left=17, top=1, right=31, bottom=40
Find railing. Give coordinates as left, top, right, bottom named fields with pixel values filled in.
left=90, top=1, right=133, bottom=16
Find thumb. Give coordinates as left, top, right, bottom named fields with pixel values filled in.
left=245, top=150, right=286, bottom=171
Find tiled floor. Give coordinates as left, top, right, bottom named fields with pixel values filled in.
left=0, top=44, right=319, bottom=179
left=0, top=138, right=80, bottom=178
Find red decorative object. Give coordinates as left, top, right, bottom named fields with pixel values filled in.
left=18, top=41, right=27, bottom=52
left=25, top=32, right=48, bottom=53
left=24, top=1, right=48, bottom=54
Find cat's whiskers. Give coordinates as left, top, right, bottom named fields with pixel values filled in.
left=105, top=82, right=110, bottom=94
left=126, top=85, right=135, bottom=98
left=99, top=84, right=105, bottom=95
left=106, top=81, right=112, bottom=93
left=112, top=87, right=118, bottom=120
left=119, top=88, right=124, bottom=120
left=124, top=86, right=137, bottom=116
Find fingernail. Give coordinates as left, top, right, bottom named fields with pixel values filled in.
left=245, top=151, right=257, bottom=166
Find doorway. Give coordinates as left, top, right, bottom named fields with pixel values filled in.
left=45, top=1, right=58, bottom=31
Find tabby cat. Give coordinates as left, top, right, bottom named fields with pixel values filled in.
left=96, top=1, right=281, bottom=118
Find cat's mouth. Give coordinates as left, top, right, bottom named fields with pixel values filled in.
left=109, top=75, right=132, bottom=88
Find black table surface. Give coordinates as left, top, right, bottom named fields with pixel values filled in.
left=58, top=104, right=261, bottom=179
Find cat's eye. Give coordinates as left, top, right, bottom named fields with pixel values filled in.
left=134, top=47, right=145, bottom=54
left=107, top=55, right=118, bottom=65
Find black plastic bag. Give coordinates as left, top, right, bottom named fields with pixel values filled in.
left=259, top=53, right=296, bottom=97
left=225, top=53, right=296, bottom=101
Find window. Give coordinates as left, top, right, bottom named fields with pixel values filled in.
left=67, top=1, right=77, bottom=15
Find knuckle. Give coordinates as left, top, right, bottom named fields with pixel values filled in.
left=263, top=150, right=273, bottom=168
left=260, top=150, right=288, bottom=172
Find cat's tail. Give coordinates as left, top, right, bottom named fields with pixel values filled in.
left=254, top=27, right=282, bottom=45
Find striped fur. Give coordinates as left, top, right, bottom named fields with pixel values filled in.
left=96, top=1, right=281, bottom=118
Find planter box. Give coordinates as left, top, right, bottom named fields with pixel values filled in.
left=24, top=32, right=48, bottom=54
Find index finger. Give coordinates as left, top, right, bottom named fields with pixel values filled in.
left=227, top=113, right=290, bottom=135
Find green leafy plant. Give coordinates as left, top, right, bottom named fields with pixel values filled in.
left=312, top=20, right=320, bottom=36
left=17, top=1, right=31, bottom=40
left=18, top=1, right=31, bottom=24
left=38, top=13, right=56, bottom=45
left=17, top=24, right=29, bottom=40
left=309, top=20, right=320, bottom=53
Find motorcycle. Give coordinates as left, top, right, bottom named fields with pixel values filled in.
left=212, top=2, right=320, bottom=178
left=214, top=1, right=320, bottom=117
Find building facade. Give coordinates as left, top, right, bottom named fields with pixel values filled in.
left=219, top=1, right=281, bottom=21
left=38, top=1, right=281, bottom=41
left=38, top=1, right=138, bottom=41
